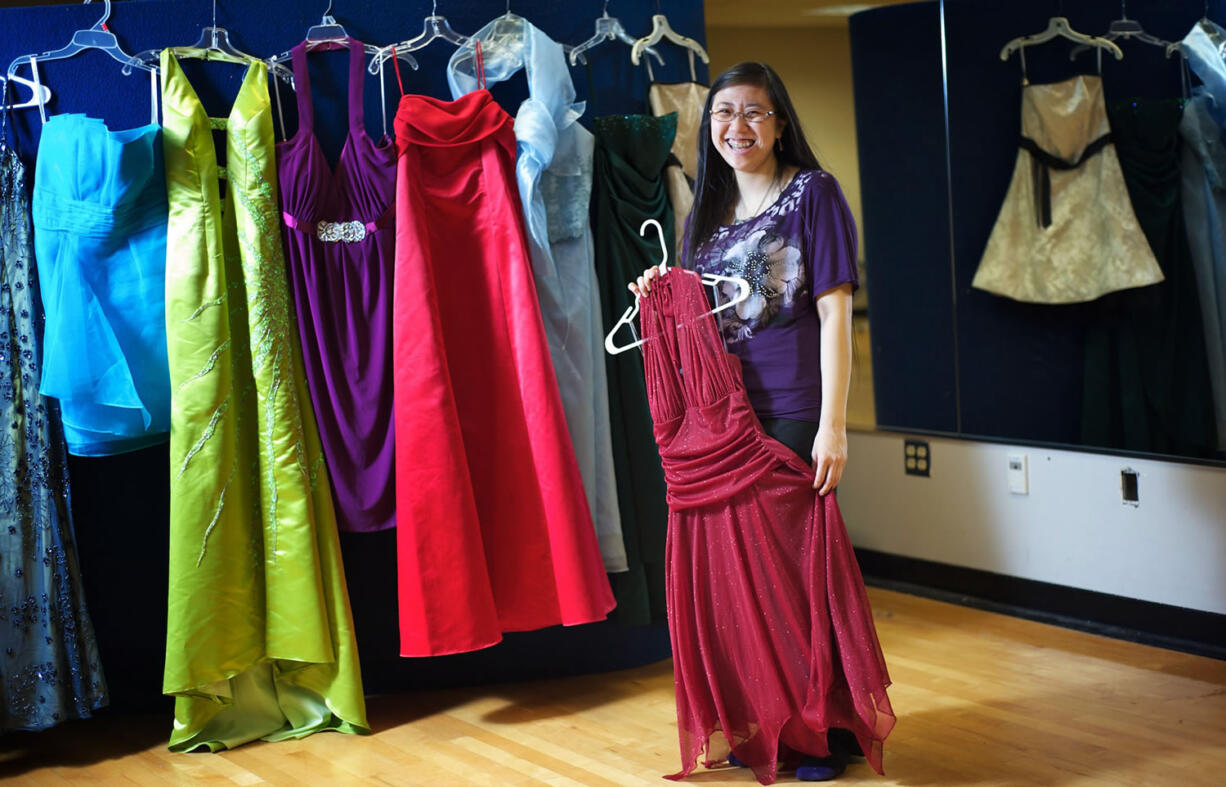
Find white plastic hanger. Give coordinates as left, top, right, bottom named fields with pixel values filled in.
left=0, top=68, right=53, bottom=114
left=569, top=2, right=664, bottom=68
left=7, top=1, right=155, bottom=77
left=6, top=1, right=156, bottom=124
left=999, top=16, right=1124, bottom=62
left=271, top=2, right=419, bottom=73
left=1070, top=1, right=1178, bottom=60
left=630, top=12, right=709, bottom=67
left=369, top=1, right=469, bottom=74
left=604, top=219, right=751, bottom=356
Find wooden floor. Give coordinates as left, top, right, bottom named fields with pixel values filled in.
left=3, top=587, right=1224, bottom=786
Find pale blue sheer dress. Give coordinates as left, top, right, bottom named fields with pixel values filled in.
left=1182, top=20, right=1226, bottom=449
left=31, top=114, right=170, bottom=456
left=448, top=16, right=626, bottom=572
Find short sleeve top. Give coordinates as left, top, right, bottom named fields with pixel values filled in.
left=690, top=169, right=859, bottom=421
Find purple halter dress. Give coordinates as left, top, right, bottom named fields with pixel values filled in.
left=278, top=39, right=396, bottom=533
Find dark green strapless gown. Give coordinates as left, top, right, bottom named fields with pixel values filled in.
left=591, top=113, right=676, bottom=625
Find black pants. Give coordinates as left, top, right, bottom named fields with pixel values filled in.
left=760, top=417, right=819, bottom=464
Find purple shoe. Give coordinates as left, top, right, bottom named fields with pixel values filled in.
left=796, top=753, right=847, bottom=781
left=727, top=751, right=747, bottom=768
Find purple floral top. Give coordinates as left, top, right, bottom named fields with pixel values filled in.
left=691, top=169, right=859, bottom=421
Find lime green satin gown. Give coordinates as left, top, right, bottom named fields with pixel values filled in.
left=159, top=51, right=368, bottom=751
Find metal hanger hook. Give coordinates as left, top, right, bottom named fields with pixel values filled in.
left=324, top=0, right=333, bottom=17
left=432, top=0, right=437, bottom=15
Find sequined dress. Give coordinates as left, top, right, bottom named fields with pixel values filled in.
left=160, top=51, right=368, bottom=751
left=640, top=270, right=894, bottom=785
left=1, top=145, right=108, bottom=732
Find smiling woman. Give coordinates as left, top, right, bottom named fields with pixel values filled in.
left=627, top=61, right=893, bottom=784
left=633, top=62, right=857, bottom=490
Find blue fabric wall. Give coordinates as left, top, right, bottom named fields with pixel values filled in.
left=850, top=1, right=958, bottom=434
left=852, top=0, right=1225, bottom=451
left=1, top=0, right=707, bottom=714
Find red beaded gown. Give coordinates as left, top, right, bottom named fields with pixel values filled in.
left=640, top=270, right=894, bottom=784
left=392, top=88, right=615, bottom=657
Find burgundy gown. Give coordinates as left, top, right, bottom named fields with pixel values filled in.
left=392, top=85, right=615, bottom=657
left=640, top=270, right=894, bottom=784
left=278, top=39, right=396, bottom=533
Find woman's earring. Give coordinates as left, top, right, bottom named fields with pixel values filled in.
left=776, top=136, right=783, bottom=152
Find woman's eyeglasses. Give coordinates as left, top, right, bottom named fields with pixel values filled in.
left=709, top=108, right=776, bottom=123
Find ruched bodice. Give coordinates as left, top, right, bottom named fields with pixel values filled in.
left=642, top=270, right=805, bottom=508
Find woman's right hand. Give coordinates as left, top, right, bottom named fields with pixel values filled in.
left=628, top=264, right=668, bottom=297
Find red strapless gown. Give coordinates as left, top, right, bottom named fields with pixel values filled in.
left=641, top=271, right=895, bottom=784
left=392, top=90, right=615, bottom=657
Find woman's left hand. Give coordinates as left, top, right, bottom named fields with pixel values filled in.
left=811, top=424, right=847, bottom=495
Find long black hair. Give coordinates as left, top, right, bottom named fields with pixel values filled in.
left=685, top=62, right=823, bottom=268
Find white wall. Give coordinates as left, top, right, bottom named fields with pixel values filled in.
left=840, top=431, right=1226, bottom=615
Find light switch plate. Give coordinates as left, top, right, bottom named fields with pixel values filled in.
left=1007, top=453, right=1028, bottom=495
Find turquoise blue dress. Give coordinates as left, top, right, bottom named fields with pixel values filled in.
left=31, top=114, right=170, bottom=456
left=1, top=144, right=108, bottom=731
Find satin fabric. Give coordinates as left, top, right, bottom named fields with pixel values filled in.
left=973, top=75, right=1164, bottom=304
left=448, top=17, right=625, bottom=572
left=1, top=147, right=109, bottom=732
left=278, top=39, right=397, bottom=532
left=641, top=271, right=893, bottom=785
left=31, top=114, right=170, bottom=455
left=649, top=81, right=708, bottom=250
left=160, top=51, right=367, bottom=751
left=392, top=89, right=615, bottom=657
left=591, top=113, right=675, bottom=625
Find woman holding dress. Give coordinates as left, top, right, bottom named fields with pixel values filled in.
left=631, top=61, right=894, bottom=784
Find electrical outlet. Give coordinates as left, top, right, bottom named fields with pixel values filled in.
left=1121, top=468, right=1139, bottom=506
left=1007, top=453, right=1028, bottom=495
left=904, top=439, right=930, bottom=477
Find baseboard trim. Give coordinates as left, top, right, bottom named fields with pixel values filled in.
left=855, top=548, right=1226, bottom=661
